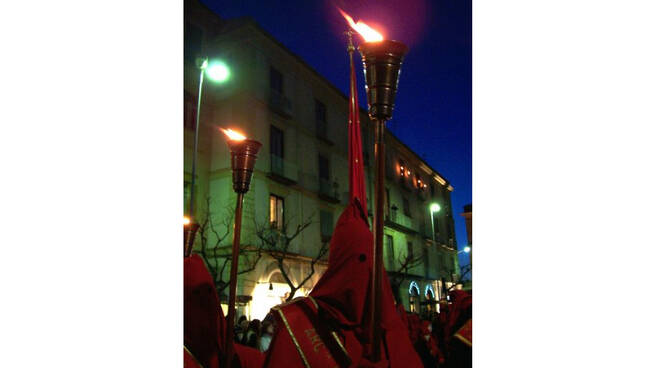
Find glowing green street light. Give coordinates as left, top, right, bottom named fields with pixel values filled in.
left=206, top=60, right=231, bottom=83
left=187, top=56, right=231, bottom=252
left=429, top=203, right=441, bottom=244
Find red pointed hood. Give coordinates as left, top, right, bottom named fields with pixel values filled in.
left=310, top=202, right=372, bottom=327
left=184, top=254, right=223, bottom=368
left=310, top=202, right=423, bottom=366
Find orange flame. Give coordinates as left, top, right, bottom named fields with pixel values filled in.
left=220, top=128, right=247, bottom=141
left=338, top=8, right=383, bottom=42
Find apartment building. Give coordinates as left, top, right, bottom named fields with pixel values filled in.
left=184, top=0, right=459, bottom=319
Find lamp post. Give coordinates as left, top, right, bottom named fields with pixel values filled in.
left=429, top=203, right=441, bottom=244
left=358, top=39, right=408, bottom=361
left=220, top=128, right=262, bottom=368
left=185, top=58, right=231, bottom=256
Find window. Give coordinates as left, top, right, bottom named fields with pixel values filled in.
left=270, top=125, right=284, bottom=158
left=403, top=197, right=411, bottom=216
left=315, top=99, right=327, bottom=138
left=269, top=194, right=284, bottom=229
left=184, top=22, right=202, bottom=62
left=320, top=210, right=333, bottom=241
left=270, top=67, right=283, bottom=93
left=318, top=155, right=329, bottom=180
left=408, top=282, right=420, bottom=313
left=423, top=247, right=429, bottom=277
left=407, top=241, right=413, bottom=261
left=386, top=235, right=394, bottom=269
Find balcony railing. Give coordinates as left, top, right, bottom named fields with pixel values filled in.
left=385, top=209, right=418, bottom=234
left=268, top=154, right=298, bottom=185
left=268, top=89, right=292, bottom=118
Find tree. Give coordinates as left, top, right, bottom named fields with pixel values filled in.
left=388, top=250, right=425, bottom=302
left=447, top=263, right=472, bottom=293
left=254, top=213, right=329, bottom=302
left=195, top=197, right=264, bottom=295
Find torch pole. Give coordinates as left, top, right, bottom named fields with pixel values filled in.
left=369, top=118, right=386, bottom=361
left=225, top=192, right=245, bottom=368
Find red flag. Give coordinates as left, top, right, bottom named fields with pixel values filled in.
left=348, top=44, right=368, bottom=219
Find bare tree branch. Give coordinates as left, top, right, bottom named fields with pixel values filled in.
left=194, top=196, right=264, bottom=295
left=447, top=263, right=471, bottom=292
left=254, top=210, right=326, bottom=302
left=388, top=250, right=425, bottom=294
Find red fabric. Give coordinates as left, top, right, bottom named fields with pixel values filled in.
left=348, top=48, right=368, bottom=219
left=234, top=344, right=265, bottom=368
left=420, top=321, right=443, bottom=364
left=184, top=254, right=223, bottom=368
left=311, top=204, right=372, bottom=327
left=310, top=203, right=422, bottom=367
left=184, top=254, right=265, bottom=368
left=264, top=298, right=364, bottom=368
left=184, top=347, right=203, bottom=368
left=453, top=319, right=472, bottom=346
left=407, top=313, right=421, bottom=344
left=447, top=291, right=471, bottom=334
left=264, top=203, right=421, bottom=367
left=396, top=304, right=409, bottom=332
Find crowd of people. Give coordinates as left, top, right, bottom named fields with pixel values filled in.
left=228, top=290, right=472, bottom=368
left=395, top=291, right=472, bottom=368
left=232, top=315, right=275, bottom=353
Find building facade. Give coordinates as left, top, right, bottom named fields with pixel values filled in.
left=184, top=0, right=459, bottom=320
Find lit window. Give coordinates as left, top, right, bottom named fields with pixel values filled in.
left=269, top=194, right=284, bottom=229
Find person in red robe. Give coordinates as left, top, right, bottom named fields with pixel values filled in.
left=184, top=254, right=224, bottom=368
left=442, top=290, right=472, bottom=368
left=407, top=313, right=422, bottom=345
left=262, top=202, right=423, bottom=368
left=420, top=320, right=444, bottom=367
left=184, top=254, right=264, bottom=368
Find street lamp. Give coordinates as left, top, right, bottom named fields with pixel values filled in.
left=429, top=203, right=441, bottom=244
left=185, top=57, right=231, bottom=256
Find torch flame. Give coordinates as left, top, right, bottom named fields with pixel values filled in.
left=220, top=128, right=247, bottom=141
left=338, top=8, right=383, bottom=42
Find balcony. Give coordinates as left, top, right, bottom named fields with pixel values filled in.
left=385, top=210, right=418, bottom=234
left=268, top=89, right=292, bottom=118
left=318, top=178, right=340, bottom=204
left=267, top=154, right=298, bottom=185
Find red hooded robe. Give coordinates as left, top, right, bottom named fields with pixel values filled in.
left=263, top=203, right=422, bottom=368
left=184, top=254, right=264, bottom=368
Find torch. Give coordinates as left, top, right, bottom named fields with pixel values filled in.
left=220, top=128, right=262, bottom=368
left=340, top=8, right=408, bottom=361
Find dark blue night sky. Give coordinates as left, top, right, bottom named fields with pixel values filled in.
left=202, top=0, right=472, bottom=268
